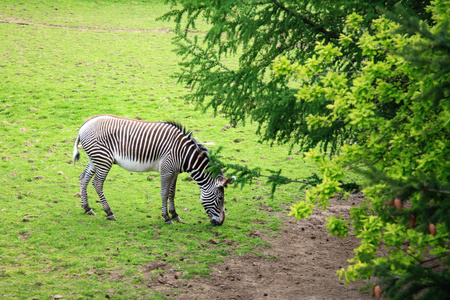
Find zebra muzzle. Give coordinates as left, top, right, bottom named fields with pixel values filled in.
left=211, top=211, right=225, bottom=226
left=210, top=219, right=221, bottom=226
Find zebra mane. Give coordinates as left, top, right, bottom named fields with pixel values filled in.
left=165, top=121, right=209, bottom=155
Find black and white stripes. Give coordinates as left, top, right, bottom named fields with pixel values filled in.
left=73, top=115, right=234, bottom=225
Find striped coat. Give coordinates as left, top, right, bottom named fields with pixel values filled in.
left=73, top=115, right=234, bottom=225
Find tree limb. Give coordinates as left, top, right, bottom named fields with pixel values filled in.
left=270, top=0, right=340, bottom=39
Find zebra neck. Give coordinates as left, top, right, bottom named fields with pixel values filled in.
left=188, top=165, right=213, bottom=188
left=181, top=138, right=213, bottom=187
left=182, top=141, right=208, bottom=173
left=187, top=155, right=214, bottom=189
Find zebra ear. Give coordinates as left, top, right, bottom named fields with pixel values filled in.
left=216, top=173, right=226, bottom=185
left=227, top=176, right=236, bottom=187
left=220, top=176, right=236, bottom=188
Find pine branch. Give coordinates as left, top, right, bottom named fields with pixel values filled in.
left=206, top=148, right=360, bottom=199
left=270, top=0, right=340, bottom=39
left=173, top=28, right=232, bottom=73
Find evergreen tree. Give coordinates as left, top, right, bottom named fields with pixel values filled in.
left=161, top=0, right=431, bottom=154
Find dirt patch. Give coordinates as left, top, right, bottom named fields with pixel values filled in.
left=147, top=194, right=373, bottom=299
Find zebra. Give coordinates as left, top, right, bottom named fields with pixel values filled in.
left=72, top=115, right=235, bottom=226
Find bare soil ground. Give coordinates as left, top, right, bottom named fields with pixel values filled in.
left=145, top=194, right=373, bottom=300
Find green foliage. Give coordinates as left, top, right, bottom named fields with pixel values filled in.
left=325, top=216, right=349, bottom=238
left=284, top=1, right=450, bottom=298
left=161, top=0, right=432, bottom=154
left=288, top=201, right=313, bottom=220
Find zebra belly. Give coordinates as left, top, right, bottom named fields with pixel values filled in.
left=114, top=156, right=160, bottom=173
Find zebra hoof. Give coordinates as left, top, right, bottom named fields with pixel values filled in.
left=173, top=216, right=182, bottom=223
left=106, top=214, right=117, bottom=221
left=165, top=219, right=174, bottom=225
left=85, top=209, right=96, bottom=215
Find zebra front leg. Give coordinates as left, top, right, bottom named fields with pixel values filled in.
left=79, top=164, right=96, bottom=216
left=160, top=174, right=175, bottom=224
left=92, top=169, right=116, bottom=221
left=168, top=175, right=181, bottom=222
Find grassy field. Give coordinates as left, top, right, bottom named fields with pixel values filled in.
left=0, top=1, right=321, bottom=299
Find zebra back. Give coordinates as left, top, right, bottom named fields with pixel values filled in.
left=77, top=115, right=210, bottom=175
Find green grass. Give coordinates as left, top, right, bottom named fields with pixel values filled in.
left=0, top=1, right=326, bottom=299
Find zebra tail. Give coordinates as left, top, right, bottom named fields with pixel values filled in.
left=73, top=135, right=81, bottom=166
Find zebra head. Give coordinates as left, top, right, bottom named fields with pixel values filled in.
left=201, top=174, right=235, bottom=226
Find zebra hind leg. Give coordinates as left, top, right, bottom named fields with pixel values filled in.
left=79, top=165, right=96, bottom=216
left=92, top=168, right=116, bottom=221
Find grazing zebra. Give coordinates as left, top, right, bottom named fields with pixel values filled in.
left=73, top=115, right=235, bottom=226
